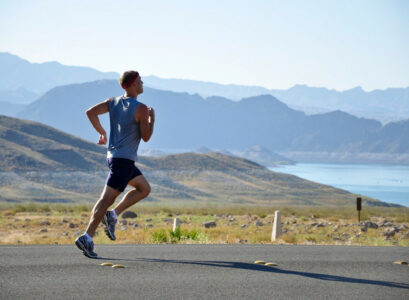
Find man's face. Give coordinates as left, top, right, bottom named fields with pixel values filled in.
left=133, top=76, right=143, bottom=94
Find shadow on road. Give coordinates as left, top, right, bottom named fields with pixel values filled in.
left=97, top=256, right=409, bottom=289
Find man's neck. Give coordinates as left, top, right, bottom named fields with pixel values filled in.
left=124, top=92, right=138, bottom=98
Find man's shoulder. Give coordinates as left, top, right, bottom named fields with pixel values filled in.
left=136, top=101, right=147, bottom=110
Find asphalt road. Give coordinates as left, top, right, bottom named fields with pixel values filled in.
left=1, top=244, right=408, bottom=299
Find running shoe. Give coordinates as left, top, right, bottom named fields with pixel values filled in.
left=75, top=235, right=98, bottom=258
left=102, top=210, right=117, bottom=241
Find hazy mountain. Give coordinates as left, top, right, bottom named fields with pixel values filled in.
left=233, top=146, right=295, bottom=167
left=0, top=87, right=39, bottom=104
left=144, top=76, right=409, bottom=123
left=2, top=115, right=392, bottom=206
left=0, top=52, right=118, bottom=95
left=17, top=80, right=409, bottom=164
left=0, top=101, right=28, bottom=118
left=2, top=53, right=407, bottom=122
left=143, top=75, right=270, bottom=100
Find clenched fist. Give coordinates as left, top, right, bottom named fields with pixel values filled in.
left=148, top=107, right=155, bottom=123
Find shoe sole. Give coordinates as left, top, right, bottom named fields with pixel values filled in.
left=75, top=239, right=98, bottom=259
left=102, top=215, right=116, bottom=241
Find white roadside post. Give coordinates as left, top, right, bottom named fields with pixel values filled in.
left=271, top=210, right=281, bottom=242
left=173, top=218, right=180, bottom=232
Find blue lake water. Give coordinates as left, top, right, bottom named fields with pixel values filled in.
left=269, top=164, right=409, bottom=207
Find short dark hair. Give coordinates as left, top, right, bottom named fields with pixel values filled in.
left=119, top=70, right=140, bottom=89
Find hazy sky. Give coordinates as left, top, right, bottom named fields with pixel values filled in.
left=0, top=0, right=408, bottom=91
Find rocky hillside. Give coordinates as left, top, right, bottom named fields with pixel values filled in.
left=0, top=116, right=395, bottom=207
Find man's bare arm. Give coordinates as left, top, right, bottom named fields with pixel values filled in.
left=135, top=104, right=155, bottom=142
left=86, top=98, right=111, bottom=145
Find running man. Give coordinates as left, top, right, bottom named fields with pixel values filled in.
left=75, top=70, right=154, bottom=258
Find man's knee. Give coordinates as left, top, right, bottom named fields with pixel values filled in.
left=140, top=182, right=151, bottom=198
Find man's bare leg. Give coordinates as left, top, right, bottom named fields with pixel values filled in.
left=86, top=185, right=121, bottom=237
left=113, top=175, right=151, bottom=215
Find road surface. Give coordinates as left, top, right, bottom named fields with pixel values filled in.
left=1, top=244, right=408, bottom=299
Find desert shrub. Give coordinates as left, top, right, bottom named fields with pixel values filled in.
left=151, top=229, right=168, bottom=243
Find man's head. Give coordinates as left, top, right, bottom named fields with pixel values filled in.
left=119, top=70, right=143, bottom=96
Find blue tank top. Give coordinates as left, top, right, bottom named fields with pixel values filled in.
left=107, top=96, right=141, bottom=162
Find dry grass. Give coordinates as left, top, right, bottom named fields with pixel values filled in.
left=0, top=204, right=408, bottom=246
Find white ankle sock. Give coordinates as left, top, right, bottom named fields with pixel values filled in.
left=111, top=209, right=118, bottom=219
left=84, top=232, right=93, bottom=241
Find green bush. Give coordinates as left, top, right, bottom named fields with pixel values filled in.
left=151, top=229, right=168, bottom=243
left=151, top=227, right=203, bottom=243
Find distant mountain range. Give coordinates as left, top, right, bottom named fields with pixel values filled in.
left=1, top=52, right=408, bottom=123
left=0, top=115, right=393, bottom=206
left=143, top=76, right=409, bottom=123
left=0, top=52, right=118, bottom=107
left=15, top=80, right=409, bottom=165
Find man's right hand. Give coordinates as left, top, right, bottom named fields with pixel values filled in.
left=148, top=107, right=155, bottom=123
left=97, top=132, right=107, bottom=145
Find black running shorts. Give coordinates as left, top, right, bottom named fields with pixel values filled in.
left=105, top=157, right=142, bottom=192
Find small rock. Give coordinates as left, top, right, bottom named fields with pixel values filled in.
left=22, top=224, right=28, bottom=228
left=122, top=211, right=137, bottom=219
left=63, top=232, right=69, bottom=236
left=254, top=221, right=264, bottom=226
left=310, top=222, right=319, bottom=226
left=311, top=214, right=318, bottom=219
left=68, top=223, right=77, bottom=228
left=119, top=220, right=127, bottom=226
left=167, top=213, right=173, bottom=217
left=383, top=229, right=396, bottom=237
left=229, top=218, right=236, bottom=222
left=234, top=238, right=248, bottom=244
left=17, top=240, right=22, bottom=244
left=40, top=228, right=48, bottom=233
left=13, top=218, right=19, bottom=222
left=25, top=218, right=31, bottom=222
left=162, top=218, right=172, bottom=223
left=360, top=227, right=368, bottom=232
left=382, top=222, right=394, bottom=227
left=316, top=223, right=325, bottom=228
left=40, top=221, right=51, bottom=226
left=121, top=226, right=127, bottom=231
left=360, top=221, right=378, bottom=229
left=203, top=221, right=217, bottom=228
left=397, top=224, right=409, bottom=231
left=61, top=218, right=69, bottom=223
left=145, top=218, right=152, bottom=222
left=133, top=223, right=139, bottom=228
left=146, top=224, right=153, bottom=228
left=333, top=225, right=339, bottom=232
left=241, top=224, right=248, bottom=229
